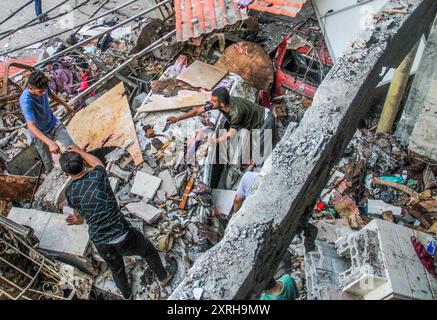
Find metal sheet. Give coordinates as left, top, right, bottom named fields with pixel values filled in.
left=174, top=0, right=248, bottom=42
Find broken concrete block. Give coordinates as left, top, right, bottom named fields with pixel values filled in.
left=211, top=189, right=236, bottom=216
left=130, top=171, right=161, bottom=200
left=132, top=92, right=148, bottom=111
left=141, top=163, right=155, bottom=175
left=108, top=163, right=132, bottom=182
left=157, top=190, right=167, bottom=203
left=367, top=199, right=402, bottom=216
left=62, top=206, right=75, bottom=215
left=158, top=170, right=177, bottom=196
left=125, top=201, right=162, bottom=224
left=193, top=287, right=203, bottom=300
left=108, top=177, right=119, bottom=193
left=8, top=207, right=89, bottom=258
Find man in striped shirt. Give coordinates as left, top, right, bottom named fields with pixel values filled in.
left=60, top=146, right=172, bottom=299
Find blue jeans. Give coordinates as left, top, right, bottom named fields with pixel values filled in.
left=35, top=0, right=42, bottom=17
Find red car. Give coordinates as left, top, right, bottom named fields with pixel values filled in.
left=272, top=32, right=333, bottom=98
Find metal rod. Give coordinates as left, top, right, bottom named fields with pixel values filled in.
left=0, top=256, right=33, bottom=279
left=1, top=240, right=44, bottom=267
left=0, top=0, right=34, bottom=26
left=0, top=0, right=72, bottom=41
left=69, top=29, right=175, bottom=105
left=14, top=257, right=45, bottom=300
left=2, top=0, right=140, bottom=57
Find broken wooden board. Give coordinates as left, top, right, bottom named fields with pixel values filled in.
left=137, top=91, right=210, bottom=113
left=215, top=41, right=274, bottom=91
left=176, top=60, right=227, bottom=90
left=0, top=174, right=37, bottom=200
left=67, top=82, right=143, bottom=165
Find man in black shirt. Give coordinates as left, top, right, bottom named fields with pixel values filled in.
left=60, top=145, right=172, bottom=299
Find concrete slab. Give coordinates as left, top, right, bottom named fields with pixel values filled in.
left=8, top=207, right=89, bottom=258
left=130, top=171, right=161, bottom=200
left=108, top=163, right=132, bottom=182
left=158, top=170, right=177, bottom=196
left=211, top=189, right=236, bottom=216
left=125, top=202, right=162, bottom=224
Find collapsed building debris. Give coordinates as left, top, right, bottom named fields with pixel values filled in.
left=170, top=0, right=437, bottom=300
left=1, top=0, right=437, bottom=302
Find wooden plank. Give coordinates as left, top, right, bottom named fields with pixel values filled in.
left=176, top=60, right=227, bottom=90
left=137, top=91, right=210, bottom=113
left=179, top=177, right=194, bottom=209
left=67, top=82, right=143, bottom=166
left=0, top=174, right=37, bottom=200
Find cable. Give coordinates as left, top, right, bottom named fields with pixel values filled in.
left=0, top=0, right=34, bottom=26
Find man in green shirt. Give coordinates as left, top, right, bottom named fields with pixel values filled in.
left=260, top=274, right=298, bottom=300
left=166, top=87, right=275, bottom=147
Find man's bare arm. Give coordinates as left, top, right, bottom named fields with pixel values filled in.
left=167, top=106, right=206, bottom=123
left=68, top=145, right=103, bottom=168
left=215, top=127, right=237, bottom=144
left=232, top=195, right=244, bottom=215
left=48, top=92, right=75, bottom=116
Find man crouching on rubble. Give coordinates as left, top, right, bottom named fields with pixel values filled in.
left=60, top=146, right=173, bottom=299
left=19, top=71, right=76, bottom=173
left=167, top=87, right=275, bottom=148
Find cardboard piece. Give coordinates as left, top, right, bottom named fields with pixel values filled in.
left=176, top=60, right=227, bottom=90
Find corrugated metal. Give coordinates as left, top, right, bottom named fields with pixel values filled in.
left=249, top=0, right=307, bottom=17
left=175, top=0, right=248, bottom=42
left=175, top=0, right=307, bottom=42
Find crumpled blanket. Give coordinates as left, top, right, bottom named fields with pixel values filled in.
left=411, top=236, right=437, bottom=277
left=49, top=66, right=74, bottom=95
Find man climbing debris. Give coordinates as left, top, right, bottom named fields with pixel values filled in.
left=19, top=71, right=76, bottom=173
left=166, top=87, right=275, bottom=155
left=60, top=145, right=174, bottom=299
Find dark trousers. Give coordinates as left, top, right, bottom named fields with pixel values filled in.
left=35, top=0, right=42, bottom=17
left=95, top=228, right=167, bottom=299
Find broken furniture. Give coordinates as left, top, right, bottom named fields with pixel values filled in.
left=0, top=215, right=88, bottom=300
